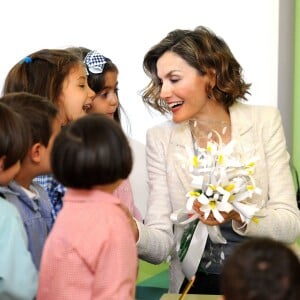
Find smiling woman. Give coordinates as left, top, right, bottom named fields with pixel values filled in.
left=130, top=24, right=300, bottom=295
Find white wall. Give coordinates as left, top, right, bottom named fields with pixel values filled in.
left=1, top=0, right=291, bottom=144
left=1, top=0, right=293, bottom=217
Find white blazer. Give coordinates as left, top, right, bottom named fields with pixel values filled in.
left=136, top=102, right=300, bottom=292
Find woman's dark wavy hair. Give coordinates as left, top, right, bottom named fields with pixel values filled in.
left=142, top=25, right=251, bottom=114
left=51, top=113, right=132, bottom=189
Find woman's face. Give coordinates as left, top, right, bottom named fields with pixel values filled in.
left=57, top=64, right=95, bottom=124
left=157, top=51, right=213, bottom=123
left=89, top=71, right=119, bottom=119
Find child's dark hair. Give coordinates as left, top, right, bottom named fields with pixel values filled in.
left=2, top=49, right=83, bottom=107
left=51, top=113, right=132, bottom=189
left=221, top=237, right=300, bottom=300
left=0, top=92, right=58, bottom=147
left=0, top=101, right=31, bottom=169
left=66, top=46, right=124, bottom=124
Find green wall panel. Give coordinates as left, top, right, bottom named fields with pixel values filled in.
left=293, top=0, right=300, bottom=171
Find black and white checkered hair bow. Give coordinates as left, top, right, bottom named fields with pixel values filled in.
left=84, top=50, right=109, bottom=74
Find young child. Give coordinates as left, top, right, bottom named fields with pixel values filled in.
left=67, top=46, right=142, bottom=220
left=0, top=101, right=38, bottom=299
left=220, top=237, right=300, bottom=300
left=2, top=49, right=95, bottom=222
left=0, top=91, right=60, bottom=269
left=37, top=114, right=138, bottom=300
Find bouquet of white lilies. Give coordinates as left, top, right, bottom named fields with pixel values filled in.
left=171, top=119, right=261, bottom=245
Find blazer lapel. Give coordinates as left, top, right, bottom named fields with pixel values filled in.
left=230, top=102, right=253, bottom=139
left=229, top=102, right=259, bottom=161
left=168, top=122, right=194, bottom=192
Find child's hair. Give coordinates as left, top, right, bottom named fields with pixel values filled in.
left=68, top=47, right=118, bottom=92
left=0, top=101, right=30, bottom=170
left=221, top=237, right=300, bottom=300
left=0, top=92, right=58, bottom=147
left=51, top=113, right=132, bottom=189
left=66, top=46, right=124, bottom=124
left=2, top=49, right=83, bottom=107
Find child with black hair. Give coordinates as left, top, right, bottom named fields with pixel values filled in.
left=220, top=237, right=300, bottom=300
left=37, top=114, right=137, bottom=300
left=0, top=101, right=37, bottom=299
left=0, top=91, right=60, bottom=269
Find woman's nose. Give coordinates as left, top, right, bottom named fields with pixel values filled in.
left=159, top=82, right=171, bottom=99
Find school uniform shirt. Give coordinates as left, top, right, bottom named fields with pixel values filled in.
left=136, top=101, right=300, bottom=292
left=35, top=175, right=143, bottom=223
left=37, top=188, right=138, bottom=300
left=33, top=174, right=66, bottom=222
left=3, top=180, right=53, bottom=269
left=0, top=196, right=38, bottom=299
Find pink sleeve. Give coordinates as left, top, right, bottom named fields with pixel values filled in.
left=113, top=179, right=142, bottom=221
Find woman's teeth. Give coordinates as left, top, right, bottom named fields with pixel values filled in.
left=169, top=101, right=183, bottom=109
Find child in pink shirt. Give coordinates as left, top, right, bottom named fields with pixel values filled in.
left=37, top=114, right=138, bottom=300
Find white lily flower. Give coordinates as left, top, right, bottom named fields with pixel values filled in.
left=231, top=201, right=260, bottom=224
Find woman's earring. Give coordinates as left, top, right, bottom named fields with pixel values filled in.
left=206, top=84, right=213, bottom=100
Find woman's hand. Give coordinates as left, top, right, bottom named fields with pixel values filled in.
left=193, top=200, right=244, bottom=226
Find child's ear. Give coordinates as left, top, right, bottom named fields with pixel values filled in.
left=30, top=143, right=43, bottom=163
left=0, top=156, right=5, bottom=171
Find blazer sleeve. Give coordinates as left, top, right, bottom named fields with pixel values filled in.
left=137, top=124, right=175, bottom=264
left=233, top=107, right=300, bottom=243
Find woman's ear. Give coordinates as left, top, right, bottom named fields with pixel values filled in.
left=207, top=68, right=217, bottom=88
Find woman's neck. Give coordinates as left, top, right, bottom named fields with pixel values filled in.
left=196, top=99, right=230, bottom=123
left=190, top=101, right=231, bottom=146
